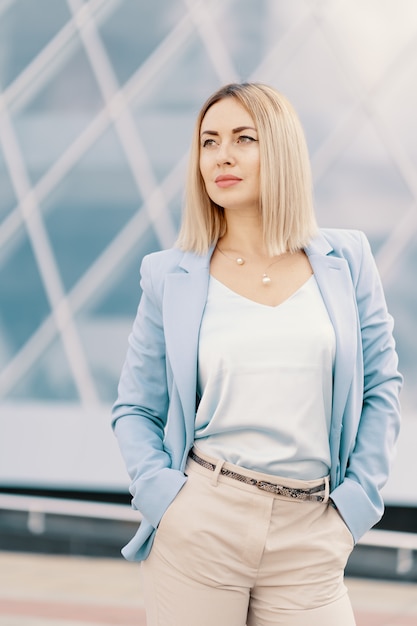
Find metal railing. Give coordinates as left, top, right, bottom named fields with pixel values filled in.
left=0, top=492, right=141, bottom=535
left=358, top=528, right=417, bottom=576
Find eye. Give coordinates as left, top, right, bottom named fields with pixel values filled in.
left=237, top=135, right=257, bottom=144
left=201, top=138, right=217, bottom=148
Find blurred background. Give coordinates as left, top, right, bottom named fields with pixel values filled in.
left=0, top=0, right=416, bottom=580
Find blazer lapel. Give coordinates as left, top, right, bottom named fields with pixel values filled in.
left=162, top=248, right=213, bottom=435
left=306, top=234, right=358, bottom=440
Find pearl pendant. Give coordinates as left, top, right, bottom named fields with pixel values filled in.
left=236, top=257, right=245, bottom=265
left=262, top=274, right=271, bottom=285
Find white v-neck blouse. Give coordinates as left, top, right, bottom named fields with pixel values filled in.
left=194, top=275, right=336, bottom=479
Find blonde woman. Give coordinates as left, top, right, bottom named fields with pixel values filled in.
left=112, top=83, right=402, bottom=626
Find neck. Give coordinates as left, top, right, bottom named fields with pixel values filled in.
left=219, top=214, right=267, bottom=257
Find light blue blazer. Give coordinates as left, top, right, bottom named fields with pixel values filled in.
left=112, top=229, right=402, bottom=561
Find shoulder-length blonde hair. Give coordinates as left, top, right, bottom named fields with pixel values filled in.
left=176, top=83, right=317, bottom=255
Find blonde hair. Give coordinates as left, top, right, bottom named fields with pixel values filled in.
left=176, top=83, right=317, bottom=255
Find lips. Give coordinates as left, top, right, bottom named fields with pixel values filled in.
left=214, top=175, right=242, bottom=188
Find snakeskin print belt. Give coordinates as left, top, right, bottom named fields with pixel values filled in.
left=189, top=450, right=326, bottom=502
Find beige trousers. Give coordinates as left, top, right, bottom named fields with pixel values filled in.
left=142, top=449, right=356, bottom=626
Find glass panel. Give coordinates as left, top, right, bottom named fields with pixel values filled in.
left=261, top=28, right=355, bottom=155
left=86, top=225, right=161, bottom=318
left=314, top=112, right=413, bottom=234
left=132, top=105, right=192, bottom=184
left=7, top=334, right=78, bottom=401
left=98, top=0, right=187, bottom=86
left=324, top=0, right=417, bottom=87
left=383, top=241, right=417, bottom=416
left=11, top=41, right=103, bottom=185
left=0, top=143, right=17, bottom=223
left=0, top=0, right=70, bottom=90
left=41, top=127, right=140, bottom=292
left=77, top=224, right=161, bottom=403
left=220, top=0, right=307, bottom=78
left=0, top=231, right=50, bottom=363
left=378, top=54, right=417, bottom=172
left=167, top=188, right=183, bottom=235
left=78, top=312, right=121, bottom=404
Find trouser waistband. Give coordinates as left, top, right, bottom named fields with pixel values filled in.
left=188, top=448, right=329, bottom=503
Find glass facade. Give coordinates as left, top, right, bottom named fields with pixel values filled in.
left=0, top=0, right=416, bottom=496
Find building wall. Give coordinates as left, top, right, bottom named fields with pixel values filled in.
left=0, top=0, right=416, bottom=501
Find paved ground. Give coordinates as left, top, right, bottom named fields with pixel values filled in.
left=0, top=551, right=416, bottom=625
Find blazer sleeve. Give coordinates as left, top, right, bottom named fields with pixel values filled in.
left=330, top=232, right=402, bottom=540
left=111, top=254, right=187, bottom=529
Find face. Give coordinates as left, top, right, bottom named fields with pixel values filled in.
left=199, top=97, right=260, bottom=214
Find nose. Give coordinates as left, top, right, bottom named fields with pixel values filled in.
left=216, top=141, right=235, bottom=166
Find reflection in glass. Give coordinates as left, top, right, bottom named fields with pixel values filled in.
left=0, top=0, right=70, bottom=90
left=41, top=127, right=140, bottom=291
left=0, top=233, right=50, bottom=360
left=98, top=0, right=186, bottom=86
left=12, top=42, right=103, bottom=185
left=7, top=334, right=78, bottom=402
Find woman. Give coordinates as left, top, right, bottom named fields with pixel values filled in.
left=112, top=83, right=402, bottom=625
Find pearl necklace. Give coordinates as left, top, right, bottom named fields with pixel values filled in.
left=216, top=245, right=289, bottom=285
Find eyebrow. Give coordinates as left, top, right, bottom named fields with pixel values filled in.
left=200, top=125, right=257, bottom=137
